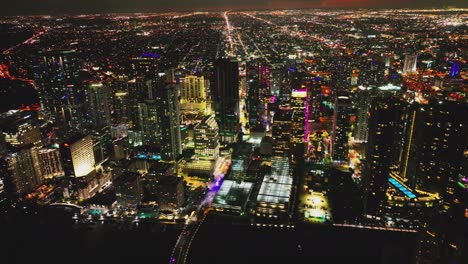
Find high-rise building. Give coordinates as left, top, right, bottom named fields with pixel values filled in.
left=363, top=97, right=406, bottom=214
left=87, top=82, right=111, bottom=130
left=180, top=75, right=207, bottom=113
left=332, top=94, right=352, bottom=162
left=290, top=87, right=309, bottom=158
left=0, top=110, right=41, bottom=148
left=33, top=49, right=79, bottom=131
left=130, top=54, right=158, bottom=79
left=112, top=90, right=130, bottom=124
left=403, top=53, right=418, bottom=74
left=309, top=77, right=324, bottom=122
left=38, top=147, right=64, bottom=179
left=181, top=75, right=206, bottom=101
left=114, top=171, right=141, bottom=208
left=61, top=134, right=95, bottom=177
left=1, top=144, right=43, bottom=196
left=134, top=100, right=159, bottom=146
left=213, top=58, right=239, bottom=143
left=399, top=101, right=467, bottom=207
left=156, top=81, right=181, bottom=161
left=194, top=115, right=219, bottom=160
left=353, top=89, right=373, bottom=143
left=140, top=175, right=185, bottom=210
left=272, top=108, right=292, bottom=156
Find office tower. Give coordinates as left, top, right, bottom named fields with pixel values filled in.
left=194, top=115, right=219, bottom=160
left=1, top=144, right=43, bottom=196
left=110, top=124, right=128, bottom=139
left=180, top=75, right=207, bottom=113
left=140, top=174, right=185, bottom=210
left=130, top=53, right=158, bottom=78
left=363, top=97, right=405, bottom=214
left=156, top=81, right=182, bottom=161
left=128, top=77, right=153, bottom=101
left=309, top=77, right=323, bottom=122
left=127, top=130, right=143, bottom=147
left=353, top=90, right=373, bottom=143
left=247, top=78, right=262, bottom=129
left=272, top=108, right=292, bottom=156
left=112, top=90, right=130, bottom=124
left=61, top=134, right=95, bottom=177
left=114, top=172, right=141, bottom=208
left=87, top=82, right=111, bottom=130
left=213, top=58, right=239, bottom=143
left=258, top=64, right=271, bottom=92
left=133, top=100, right=159, bottom=146
left=38, top=147, right=64, bottom=179
left=399, top=101, right=467, bottom=206
left=330, top=56, right=352, bottom=90
left=290, top=87, right=309, bottom=158
left=92, top=130, right=110, bottom=167
left=33, top=49, right=79, bottom=130
left=332, top=94, right=352, bottom=162
left=403, top=53, right=418, bottom=74
left=0, top=110, right=41, bottom=148
left=180, top=75, right=206, bottom=101
left=283, top=69, right=307, bottom=103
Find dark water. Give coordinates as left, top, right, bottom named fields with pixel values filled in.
left=1, top=208, right=180, bottom=264
left=1, top=207, right=418, bottom=264
left=188, top=215, right=418, bottom=264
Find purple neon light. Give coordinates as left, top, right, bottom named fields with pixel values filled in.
left=271, top=95, right=276, bottom=103
left=304, top=88, right=310, bottom=142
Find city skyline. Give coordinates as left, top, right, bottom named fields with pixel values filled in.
left=1, top=5, right=467, bottom=264
left=3, top=0, right=468, bottom=15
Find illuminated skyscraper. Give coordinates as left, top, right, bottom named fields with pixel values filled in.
left=363, top=97, right=405, bottom=214
left=353, top=89, right=373, bottom=143
left=332, top=94, right=352, bottom=162
left=38, top=147, right=64, bottom=179
left=213, top=58, right=239, bottom=143
left=272, top=108, right=292, bottom=156
left=87, top=82, right=111, bottom=130
left=156, top=81, right=181, bottom=161
left=194, top=115, right=219, bottom=160
left=403, top=53, right=418, bottom=74
left=61, top=134, right=95, bottom=177
left=134, top=100, right=159, bottom=146
left=290, top=87, right=309, bottom=158
left=180, top=75, right=207, bottom=113
left=309, top=77, right=324, bottom=122
left=399, top=101, right=467, bottom=207
left=181, top=75, right=206, bottom=101
left=33, top=49, right=79, bottom=131
left=1, top=144, right=43, bottom=196
left=0, top=110, right=41, bottom=148
left=112, top=89, right=130, bottom=124
left=130, top=53, right=158, bottom=79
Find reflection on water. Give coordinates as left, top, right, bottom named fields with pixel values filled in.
left=2, top=206, right=180, bottom=263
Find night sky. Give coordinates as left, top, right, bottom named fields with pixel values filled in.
left=3, top=0, right=467, bottom=16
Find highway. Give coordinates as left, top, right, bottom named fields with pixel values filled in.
left=170, top=157, right=231, bottom=264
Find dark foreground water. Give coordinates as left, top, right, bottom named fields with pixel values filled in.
left=188, top=215, right=418, bottom=264
left=1, top=208, right=180, bottom=264
left=1, top=207, right=418, bottom=264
